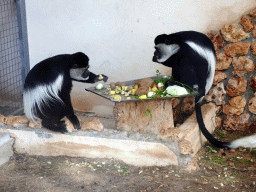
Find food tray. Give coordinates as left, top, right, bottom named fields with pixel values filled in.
left=84, top=76, right=199, bottom=103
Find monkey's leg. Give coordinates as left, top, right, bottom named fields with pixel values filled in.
left=62, top=95, right=81, bottom=130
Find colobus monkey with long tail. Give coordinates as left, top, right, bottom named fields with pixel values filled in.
left=153, top=31, right=256, bottom=149
left=23, top=52, right=108, bottom=133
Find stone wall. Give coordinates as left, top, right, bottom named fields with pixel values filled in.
left=204, top=7, right=256, bottom=131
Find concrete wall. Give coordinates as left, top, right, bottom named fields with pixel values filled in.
left=25, top=0, right=256, bottom=114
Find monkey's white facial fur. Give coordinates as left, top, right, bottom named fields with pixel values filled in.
left=70, top=67, right=89, bottom=81
left=155, top=43, right=180, bottom=63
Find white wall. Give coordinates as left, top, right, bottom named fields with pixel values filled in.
left=25, top=0, right=256, bottom=114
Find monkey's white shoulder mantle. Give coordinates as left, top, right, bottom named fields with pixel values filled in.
left=23, top=74, right=65, bottom=121
left=185, top=41, right=216, bottom=96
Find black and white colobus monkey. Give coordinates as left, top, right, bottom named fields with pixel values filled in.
left=23, top=52, right=108, bottom=133
left=153, top=31, right=256, bottom=149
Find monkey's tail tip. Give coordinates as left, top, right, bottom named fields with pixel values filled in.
left=227, top=134, right=256, bottom=149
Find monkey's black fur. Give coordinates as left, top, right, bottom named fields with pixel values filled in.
left=23, top=52, right=107, bottom=133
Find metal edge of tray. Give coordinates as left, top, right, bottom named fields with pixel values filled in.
left=84, top=76, right=199, bottom=103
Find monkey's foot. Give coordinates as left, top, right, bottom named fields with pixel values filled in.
left=42, top=120, right=68, bottom=133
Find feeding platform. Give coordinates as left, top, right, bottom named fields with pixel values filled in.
left=85, top=76, right=198, bottom=134
left=83, top=76, right=217, bottom=167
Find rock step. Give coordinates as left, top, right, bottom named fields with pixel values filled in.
left=0, top=103, right=216, bottom=167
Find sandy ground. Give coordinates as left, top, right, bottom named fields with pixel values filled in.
left=1, top=132, right=256, bottom=192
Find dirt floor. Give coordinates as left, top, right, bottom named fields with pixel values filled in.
left=0, top=128, right=256, bottom=192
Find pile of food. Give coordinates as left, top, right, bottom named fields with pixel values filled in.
left=94, top=76, right=196, bottom=101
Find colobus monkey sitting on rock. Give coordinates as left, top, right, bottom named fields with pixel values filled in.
left=153, top=31, right=256, bottom=149
left=23, top=52, right=108, bottom=133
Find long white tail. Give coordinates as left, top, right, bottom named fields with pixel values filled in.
left=228, top=134, right=256, bottom=149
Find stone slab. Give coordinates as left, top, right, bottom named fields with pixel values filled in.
left=0, top=127, right=178, bottom=167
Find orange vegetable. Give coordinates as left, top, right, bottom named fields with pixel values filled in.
left=156, top=95, right=160, bottom=98
left=158, top=87, right=162, bottom=90
left=152, top=83, right=157, bottom=88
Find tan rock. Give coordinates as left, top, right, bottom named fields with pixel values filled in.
left=224, top=42, right=251, bottom=57
left=180, top=103, right=217, bottom=155
left=205, top=83, right=226, bottom=105
left=0, top=114, right=5, bottom=123
left=240, top=15, right=253, bottom=32
left=115, top=81, right=126, bottom=87
left=215, top=105, right=222, bottom=113
left=81, top=117, right=104, bottom=132
left=232, top=56, right=254, bottom=77
left=223, top=113, right=250, bottom=131
left=110, top=82, right=116, bottom=90
left=223, top=96, right=246, bottom=116
left=213, top=71, right=227, bottom=85
left=215, top=53, right=232, bottom=71
left=135, top=87, right=149, bottom=96
left=249, top=8, right=256, bottom=17
left=226, top=77, right=247, bottom=97
left=63, top=117, right=103, bottom=132
left=250, top=76, right=256, bottom=91
left=181, top=96, right=195, bottom=113
left=253, top=26, right=256, bottom=39
left=185, top=158, right=199, bottom=171
left=28, top=120, right=42, bottom=128
left=251, top=41, right=256, bottom=55
left=134, top=78, right=154, bottom=88
left=64, top=117, right=75, bottom=132
left=158, top=127, right=183, bottom=141
left=207, top=31, right=224, bottom=52
left=4, top=115, right=29, bottom=127
left=248, top=97, right=256, bottom=114
left=178, top=140, right=193, bottom=155
left=220, top=24, right=249, bottom=43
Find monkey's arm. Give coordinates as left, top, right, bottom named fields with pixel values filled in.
left=72, top=72, right=108, bottom=83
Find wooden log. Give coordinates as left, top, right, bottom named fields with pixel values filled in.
left=113, top=99, right=174, bottom=134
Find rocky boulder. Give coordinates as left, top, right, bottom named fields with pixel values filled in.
left=215, top=53, right=232, bottom=71
left=232, top=56, right=254, bottom=77
left=224, top=42, right=251, bottom=57
left=223, top=96, right=246, bottom=116
left=226, top=77, right=247, bottom=97
left=221, top=24, right=249, bottom=43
